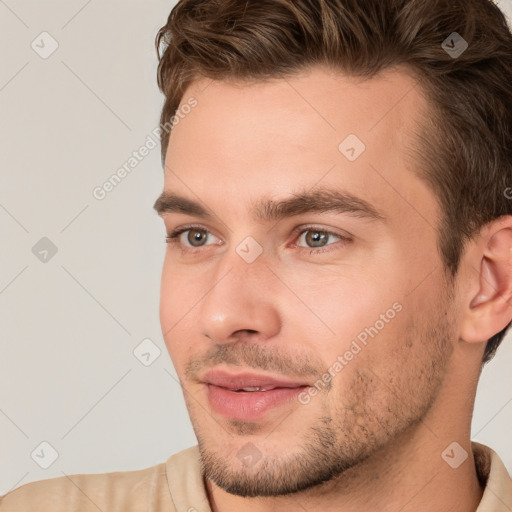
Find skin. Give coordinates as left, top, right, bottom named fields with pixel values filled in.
left=155, top=65, right=512, bottom=512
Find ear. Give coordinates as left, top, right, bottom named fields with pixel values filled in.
left=460, top=216, right=512, bottom=343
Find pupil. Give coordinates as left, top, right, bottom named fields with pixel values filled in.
left=189, top=229, right=206, bottom=247
left=307, top=231, right=327, bottom=247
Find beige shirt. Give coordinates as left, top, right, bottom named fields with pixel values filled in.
left=1, top=442, right=510, bottom=511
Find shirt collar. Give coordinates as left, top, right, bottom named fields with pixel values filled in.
left=473, top=441, right=512, bottom=512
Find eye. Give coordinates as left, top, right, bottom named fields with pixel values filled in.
left=165, top=225, right=221, bottom=251
left=165, top=225, right=350, bottom=255
left=292, top=226, right=350, bottom=253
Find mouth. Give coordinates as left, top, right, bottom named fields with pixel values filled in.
left=231, top=386, right=285, bottom=392
left=201, top=369, right=310, bottom=391
left=201, top=369, right=312, bottom=421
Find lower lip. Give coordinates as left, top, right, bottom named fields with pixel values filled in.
left=207, top=384, right=308, bottom=421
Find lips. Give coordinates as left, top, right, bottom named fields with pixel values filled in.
left=201, top=369, right=309, bottom=391
left=201, top=369, right=312, bottom=421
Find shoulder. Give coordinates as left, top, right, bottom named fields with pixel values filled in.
left=0, top=461, right=168, bottom=512
left=472, top=441, right=512, bottom=512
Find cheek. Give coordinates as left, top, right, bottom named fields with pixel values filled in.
left=289, top=270, right=403, bottom=345
left=321, top=308, right=414, bottom=426
left=161, top=324, right=198, bottom=378
left=160, top=256, right=199, bottom=320
left=159, top=258, right=202, bottom=361
left=308, top=285, right=412, bottom=406
left=327, top=293, right=450, bottom=407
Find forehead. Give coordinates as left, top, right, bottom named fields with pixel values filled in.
left=162, top=65, right=438, bottom=231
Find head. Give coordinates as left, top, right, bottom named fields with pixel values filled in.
left=153, top=0, right=512, bottom=499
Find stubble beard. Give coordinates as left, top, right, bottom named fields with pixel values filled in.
left=192, top=295, right=455, bottom=497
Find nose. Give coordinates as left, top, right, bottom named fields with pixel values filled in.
left=198, top=250, right=281, bottom=345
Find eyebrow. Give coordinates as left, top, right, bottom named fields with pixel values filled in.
left=153, top=187, right=386, bottom=223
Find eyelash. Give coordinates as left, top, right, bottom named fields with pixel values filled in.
left=164, top=224, right=351, bottom=255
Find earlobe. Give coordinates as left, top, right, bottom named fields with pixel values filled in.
left=460, top=220, right=512, bottom=344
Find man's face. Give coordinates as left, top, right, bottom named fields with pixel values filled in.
left=155, top=66, right=457, bottom=497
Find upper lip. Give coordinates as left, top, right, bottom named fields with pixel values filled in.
left=201, top=369, right=310, bottom=390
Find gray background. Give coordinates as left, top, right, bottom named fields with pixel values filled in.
left=0, top=0, right=511, bottom=495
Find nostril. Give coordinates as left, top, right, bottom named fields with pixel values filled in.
left=234, top=329, right=258, bottom=335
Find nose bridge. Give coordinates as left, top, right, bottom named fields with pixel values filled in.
left=198, top=243, right=281, bottom=342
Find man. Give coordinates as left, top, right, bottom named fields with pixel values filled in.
left=2, top=0, right=512, bottom=510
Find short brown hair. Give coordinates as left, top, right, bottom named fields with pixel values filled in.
left=155, top=0, right=512, bottom=364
